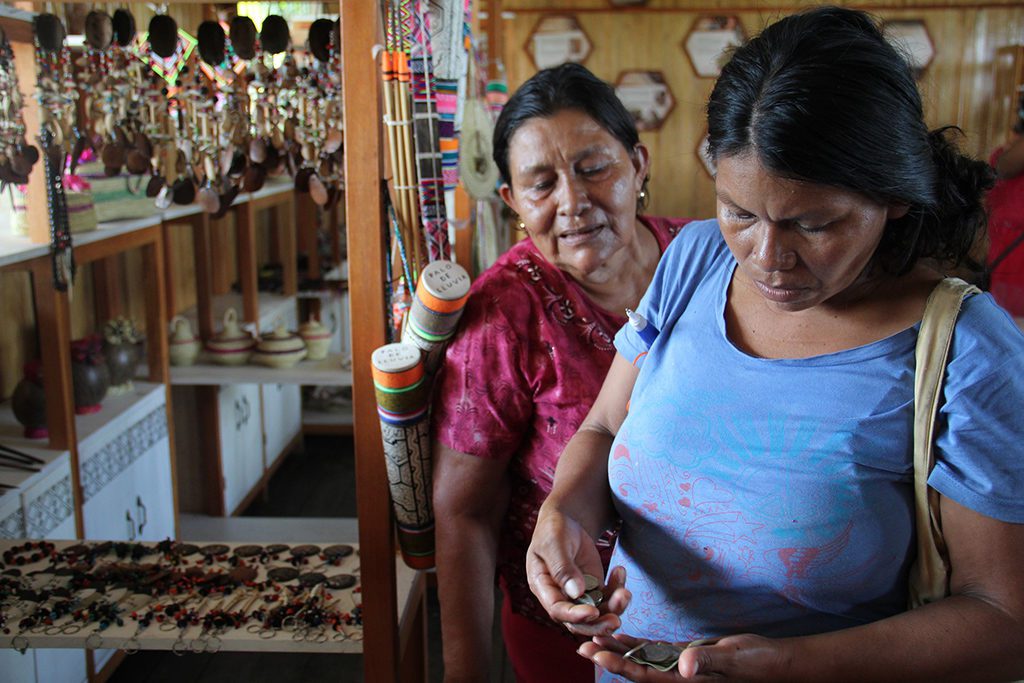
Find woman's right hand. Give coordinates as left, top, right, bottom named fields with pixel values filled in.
left=526, top=502, right=631, bottom=637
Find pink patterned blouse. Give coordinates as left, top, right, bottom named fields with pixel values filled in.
left=433, top=215, right=689, bottom=626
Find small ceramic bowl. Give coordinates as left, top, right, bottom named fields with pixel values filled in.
left=252, top=322, right=307, bottom=368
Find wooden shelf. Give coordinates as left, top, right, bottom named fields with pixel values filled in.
left=169, top=354, right=352, bottom=386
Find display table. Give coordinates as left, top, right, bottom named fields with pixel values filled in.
left=0, top=539, right=421, bottom=655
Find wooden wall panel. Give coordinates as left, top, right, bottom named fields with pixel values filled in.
left=501, top=2, right=1024, bottom=222
left=0, top=271, right=37, bottom=397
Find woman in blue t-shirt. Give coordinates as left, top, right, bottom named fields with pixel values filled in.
left=526, top=7, right=1024, bottom=682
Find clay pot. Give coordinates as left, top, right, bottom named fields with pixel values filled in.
left=103, top=341, right=136, bottom=394
left=11, top=361, right=47, bottom=439
left=298, top=315, right=332, bottom=361
left=168, top=316, right=201, bottom=366
left=206, top=308, right=256, bottom=366
left=70, top=336, right=109, bottom=415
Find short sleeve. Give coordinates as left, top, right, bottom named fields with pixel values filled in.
left=431, top=283, right=533, bottom=460
left=928, top=294, right=1024, bottom=523
left=614, top=219, right=728, bottom=365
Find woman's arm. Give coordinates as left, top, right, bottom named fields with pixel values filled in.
left=582, top=494, right=1024, bottom=682
left=526, top=354, right=640, bottom=635
left=433, top=443, right=510, bottom=682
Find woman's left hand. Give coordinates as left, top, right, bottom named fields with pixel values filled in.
left=578, top=632, right=791, bottom=681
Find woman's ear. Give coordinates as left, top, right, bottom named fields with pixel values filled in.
left=887, top=203, right=910, bottom=220
left=498, top=183, right=516, bottom=212
left=632, top=143, right=651, bottom=188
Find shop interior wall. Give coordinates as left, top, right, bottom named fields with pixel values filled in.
left=500, top=0, right=1024, bottom=223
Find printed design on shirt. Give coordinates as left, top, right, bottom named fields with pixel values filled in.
left=514, top=255, right=615, bottom=351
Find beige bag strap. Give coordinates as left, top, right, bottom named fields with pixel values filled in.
left=907, top=277, right=980, bottom=609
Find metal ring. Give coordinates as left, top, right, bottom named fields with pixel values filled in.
left=159, top=621, right=178, bottom=632
left=123, top=638, right=141, bottom=655
left=59, top=623, right=81, bottom=635
left=85, top=632, right=103, bottom=649
left=11, top=635, right=29, bottom=653
left=309, top=630, right=328, bottom=644
left=172, top=638, right=190, bottom=656
left=189, top=637, right=207, bottom=654
left=258, top=628, right=277, bottom=640
left=281, top=616, right=297, bottom=630
left=291, top=629, right=306, bottom=642
left=246, top=623, right=263, bottom=634
left=43, top=624, right=65, bottom=636
left=206, top=635, right=222, bottom=654
left=332, top=631, right=347, bottom=642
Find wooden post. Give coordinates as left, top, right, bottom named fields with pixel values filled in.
left=91, top=257, right=124, bottom=323
left=191, top=213, right=215, bottom=339
left=29, top=258, right=82, bottom=537
left=296, top=193, right=320, bottom=279
left=236, top=201, right=260, bottom=325
left=278, top=196, right=297, bottom=295
left=341, top=1, right=403, bottom=681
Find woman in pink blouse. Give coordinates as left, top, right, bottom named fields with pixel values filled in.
left=431, top=63, right=690, bottom=682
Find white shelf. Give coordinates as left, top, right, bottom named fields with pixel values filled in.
left=0, top=402, right=71, bottom=497
left=75, top=381, right=166, bottom=456
left=169, top=354, right=352, bottom=386
left=0, top=181, right=294, bottom=271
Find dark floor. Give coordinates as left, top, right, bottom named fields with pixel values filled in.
left=110, top=435, right=511, bottom=683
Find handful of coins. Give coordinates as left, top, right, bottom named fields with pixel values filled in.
left=623, top=640, right=684, bottom=672
left=572, top=574, right=605, bottom=608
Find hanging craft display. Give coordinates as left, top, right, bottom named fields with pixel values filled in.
left=408, top=0, right=452, bottom=263
left=32, top=13, right=77, bottom=292
left=0, top=24, right=39, bottom=189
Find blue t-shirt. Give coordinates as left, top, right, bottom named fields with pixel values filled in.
left=609, top=219, right=1024, bottom=644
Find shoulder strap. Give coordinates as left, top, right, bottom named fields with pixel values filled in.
left=907, top=277, right=980, bottom=609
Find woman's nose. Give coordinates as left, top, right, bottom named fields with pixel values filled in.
left=556, top=175, right=591, bottom=217
left=751, top=223, right=797, bottom=271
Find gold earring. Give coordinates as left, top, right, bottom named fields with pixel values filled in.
left=515, top=219, right=527, bottom=232
left=638, top=189, right=647, bottom=201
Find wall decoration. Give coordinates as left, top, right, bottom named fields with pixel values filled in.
left=683, top=15, right=745, bottom=79
left=882, top=19, right=935, bottom=80
left=130, top=25, right=197, bottom=84
left=614, top=70, right=675, bottom=132
left=524, top=15, right=591, bottom=71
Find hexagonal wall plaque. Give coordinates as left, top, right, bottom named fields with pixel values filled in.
left=615, top=70, right=675, bottom=132
left=683, top=16, right=745, bottom=79
left=525, top=15, right=592, bottom=71
left=882, top=19, right=934, bottom=79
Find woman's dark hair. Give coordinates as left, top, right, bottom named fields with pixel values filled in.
left=493, top=63, right=641, bottom=187
left=706, top=6, right=995, bottom=274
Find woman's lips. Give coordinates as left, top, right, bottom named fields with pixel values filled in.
left=558, top=224, right=603, bottom=245
left=754, top=279, right=806, bottom=303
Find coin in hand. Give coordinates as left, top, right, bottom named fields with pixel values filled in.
left=573, top=573, right=604, bottom=608
left=624, top=640, right=684, bottom=672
